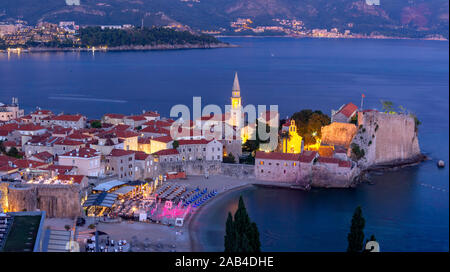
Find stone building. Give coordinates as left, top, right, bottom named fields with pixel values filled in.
left=58, top=147, right=103, bottom=177
left=0, top=98, right=24, bottom=122
left=177, top=139, right=223, bottom=161
left=255, top=151, right=302, bottom=183
left=105, top=149, right=135, bottom=181
left=152, top=149, right=181, bottom=163
left=331, top=102, right=358, bottom=123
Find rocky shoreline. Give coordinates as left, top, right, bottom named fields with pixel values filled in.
left=0, top=42, right=236, bottom=53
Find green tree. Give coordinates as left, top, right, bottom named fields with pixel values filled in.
left=172, top=140, right=179, bottom=149
left=90, top=120, right=102, bottom=128
left=347, top=206, right=366, bottom=252
left=291, top=110, right=330, bottom=145
left=381, top=100, right=395, bottom=114
left=6, top=147, right=22, bottom=158
left=224, top=196, right=261, bottom=252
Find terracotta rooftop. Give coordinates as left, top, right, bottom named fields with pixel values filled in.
left=299, top=151, right=318, bottom=163
left=11, top=159, right=47, bottom=169
left=152, top=135, right=173, bottom=143
left=337, top=102, right=358, bottom=118
left=42, top=165, right=75, bottom=174
left=57, top=174, right=85, bottom=184
left=16, top=124, right=46, bottom=131
left=31, top=151, right=53, bottom=161
left=125, top=115, right=146, bottom=121
left=152, top=149, right=179, bottom=156
left=133, top=151, right=150, bottom=161
left=255, top=151, right=301, bottom=161
left=178, top=139, right=211, bottom=146
left=104, top=113, right=125, bottom=119
left=116, top=130, right=139, bottom=138
left=142, top=111, right=160, bottom=118
left=61, top=147, right=99, bottom=158
left=109, top=149, right=135, bottom=157
left=51, top=114, right=85, bottom=122
left=140, top=126, right=170, bottom=135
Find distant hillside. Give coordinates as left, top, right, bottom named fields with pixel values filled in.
left=0, top=0, right=448, bottom=38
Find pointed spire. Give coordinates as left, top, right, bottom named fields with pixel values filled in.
left=232, top=72, right=240, bottom=92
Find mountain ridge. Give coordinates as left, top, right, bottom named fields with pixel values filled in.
left=1, top=0, right=448, bottom=38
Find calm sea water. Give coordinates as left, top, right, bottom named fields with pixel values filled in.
left=1, top=37, right=448, bottom=251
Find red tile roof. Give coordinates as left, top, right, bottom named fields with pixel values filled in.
left=299, top=151, right=318, bottom=163
left=178, top=139, right=211, bottom=145
left=54, top=139, right=84, bottom=146
left=116, top=130, right=139, bottom=138
left=16, top=124, right=46, bottom=131
left=42, top=165, right=75, bottom=174
left=125, top=115, right=146, bottom=121
left=337, top=102, right=358, bottom=118
left=255, top=151, right=301, bottom=161
left=61, top=147, right=99, bottom=158
left=338, top=161, right=352, bottom=168
left=133, top=151, right=150, bottom=161
left=0, top=165, right=19, bottom=173
left=32, top=109, right=53, bottom=115
left=2, top=141, right=17, bottom=147
left=110, top=124, right=131, bottom=131
left=52, top=114, right=85, bottom=122
left=57, top=174, right=86, bottom=184
left=152, top=149, right=179, bottom=156
left=109, top=149, right=135, bottom=157
left=143, top=120, right=172, bottom=128
left=31, top=151, right=53, bottom=161
left=152, top=135, right=173, bottom=143
left=140, top=126, right=170, bottom=135
left=11, top=159, right=47, bottom=169
left=104, top=113, right=125, bottom=119
left=143, top=111, right=160, bottom=118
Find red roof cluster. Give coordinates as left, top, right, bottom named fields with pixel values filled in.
left=178, top=139, right=211, bottom=146
left=104, top=113, right=125, bottom=119
left=61, top=147, right=99, bottom=158
left=255, top=151, right=301, bottom=161
left=337, top=103, right=358, bottom=118
left=152, top=149, right=179, bottom=156
left=51, top=114, right=85, bottom=122
left=152, top=135, right=173, bottom=143
left=109, top=149, right=135, bottom=157
left=57, top=174, right=85, bottom=184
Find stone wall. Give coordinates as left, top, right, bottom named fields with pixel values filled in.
left=159, top=161, right=255, bottom=179
left=350, top=111, right=421, bottom=168
left=321, top=122, right=357, bottom=148
left=0, top=182, right=82, bottom=218
left=310, top=164, right=360, bottom=188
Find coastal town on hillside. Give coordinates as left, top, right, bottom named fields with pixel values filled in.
left=2, top=15, right=447, bottom=53
left=0, top=73, right=424, bottom=252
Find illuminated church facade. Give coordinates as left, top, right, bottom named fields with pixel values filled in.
left=282, top=119, right=303, bottom=154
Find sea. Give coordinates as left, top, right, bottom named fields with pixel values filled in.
left=0, top=37, right=448, bottom=251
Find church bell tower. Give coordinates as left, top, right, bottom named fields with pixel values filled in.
left=230, top=72, right=242, bottom=127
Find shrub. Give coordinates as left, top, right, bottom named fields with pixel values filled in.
left=351, top=143, right=365, bottom=160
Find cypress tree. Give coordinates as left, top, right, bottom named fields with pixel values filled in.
left=224, top=196, right=261, bottom=252
left=224, top=212, right=234, bottom=252
left=347, top=206, right=365, bottom=252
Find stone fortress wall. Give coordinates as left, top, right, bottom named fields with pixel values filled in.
left=0, top=182, right=82, bottom=218
left=159, top=161, right=255, bottom=179
left=351, top=111, right=422, bottom=168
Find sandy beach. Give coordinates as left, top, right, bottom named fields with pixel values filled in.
left=42, top=175, right=300, bottom=252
